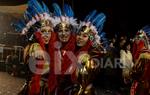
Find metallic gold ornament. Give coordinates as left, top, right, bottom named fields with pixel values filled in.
left=56, top=22, right=71, bottom=32
left=83, top=27, right=91, bottom=33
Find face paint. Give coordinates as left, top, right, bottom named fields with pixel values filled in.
left=56, top=22, right=71, bottom=43
left=76, top=26, right=93, bottom=47
left=40, top=26, right=52, bottom=44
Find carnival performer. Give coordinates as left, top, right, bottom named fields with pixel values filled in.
left=13, top=0, right=57, bottom=94
left=74, top=10, right=107, bottom=95
left=51, top=3, right=78, bottom=95
left=130, top=26, right=150, bottom=95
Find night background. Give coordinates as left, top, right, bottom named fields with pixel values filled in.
left=0, top=0, right=149, bottom=38
left=0, top=0, right=150, bottom=95
left=0, top=0, right=149, bottom=60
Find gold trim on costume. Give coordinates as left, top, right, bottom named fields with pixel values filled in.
left=83, top=27, right=91, bottom=33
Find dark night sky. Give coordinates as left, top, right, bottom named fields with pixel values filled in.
left=45, top=0, right=150, bottom=38
left=44, top=0, right=129, bottom=38
left=0, top=0, right=149, bottom=38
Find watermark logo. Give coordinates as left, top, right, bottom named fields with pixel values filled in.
left=28, top=50, right=50, bottom=75
left=28, top=41, right=124, bottom=75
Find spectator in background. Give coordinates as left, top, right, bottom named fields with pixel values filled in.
left=11, top=53, right=19, bottom=76
left=108, top=37, right=116, bottom=49
left=120, top=41, right=134, bottom=94
left=119, top=38, right=127, bottom=50
left=5, top=52, right=13, bottom=74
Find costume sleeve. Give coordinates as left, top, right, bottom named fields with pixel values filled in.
left=130, top=53, right=146, bottom=80
left=139, top=53, right=150, bottom=91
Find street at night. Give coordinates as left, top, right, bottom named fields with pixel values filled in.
left=0, top=72, right=25, bottom=95
left=0, top=0, right=150, bottom=95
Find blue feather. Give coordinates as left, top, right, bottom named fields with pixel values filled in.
left=93, top=13, right=106, bottom=27
left=142, top=25, right=150, bottom=38
left=84, top=10, right=106, bottom=41
left=42, top=2, right=50, bottom=13
left=16, top=25, right=22, bottom=31
left=99, top=32, right=106, bottom=37
left=24, top=11, right=32, bottom=21
left=97, top=13, right=106, bottom=25
left=92, top=13, right=102, bottom=24
left=24, top=12, right=29, bottom=21
left=27, top=7, right=37, bottom=17
left=27, top=2, right=38, bottom=16
left=32, top=0, right=43, bottom=12
left=63, top=4, right=74, bottom=17
left=97, top=15, right=106, bottom=32
left=19, top=20, right=26, bottom=28
left=52, top=3, right=62, bottom=16
left=142, top=25, right=150, bottom=33
left=28, top=0, right=44, bottom=14
left=13, top=0, right=51, bottom=34
left=14, top=22, right=24, bottom=32
left=84, top=10, right=97, bottom=22
left=98, top=24, right=104, bottom=33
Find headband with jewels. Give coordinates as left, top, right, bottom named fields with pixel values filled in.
left=12, top=0, right=54, bottom=36
left=51, top=3, right=78, bottom=32
left=77, top=10, right=107, bottom=47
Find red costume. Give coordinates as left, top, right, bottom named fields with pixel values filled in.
left=34, top=32, right=57, bottom=93
left=130, top=31, right=150, bottom=95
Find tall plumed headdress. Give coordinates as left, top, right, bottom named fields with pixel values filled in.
left=141, top=25, right=150, bottom=40
left=134, top=25, right=150, bottom=49
left=132, top=25, right=150, bottom=60
left=51, top=3, right=78, bottom=32
left=13, top=0, right=54, bottom=35
left=77, top=10, right=106, bottom=47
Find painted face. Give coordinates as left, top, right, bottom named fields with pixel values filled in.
left=76, top=32, right=89, bottom=47
left=76, top=25, right=94, bottom=47
left=57, top=23, right=71, bottom=43
left=40, top=26, right=52, bottom=44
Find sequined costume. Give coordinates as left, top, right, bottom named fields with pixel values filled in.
left=130, top=28, right=150, bottom=95
left=74, top=10, right=106, bottom=95
left=13, top=0, right=57, bottom=94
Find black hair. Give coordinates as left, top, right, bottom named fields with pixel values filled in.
left=122, top=41, right=131, bottom=53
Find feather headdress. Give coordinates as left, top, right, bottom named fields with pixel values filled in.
left=13, top=0, right=54, bottom=35
left=134, top=25, right=150, bottom=49
left=51, top=3, right=78, bottom=31
left=78, top=10, right=106, bottom=47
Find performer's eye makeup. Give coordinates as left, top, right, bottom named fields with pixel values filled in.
left=65, top=29, right=70, bottom=33
left=83, top=34, right=88, bottom=37
left=41, top=30, right=45, bottom=33
left=41, top=29, right=47, bottom=33
left=48, top=30, right=52, bottom=33
left=41, top=29, right=51, bottom=33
